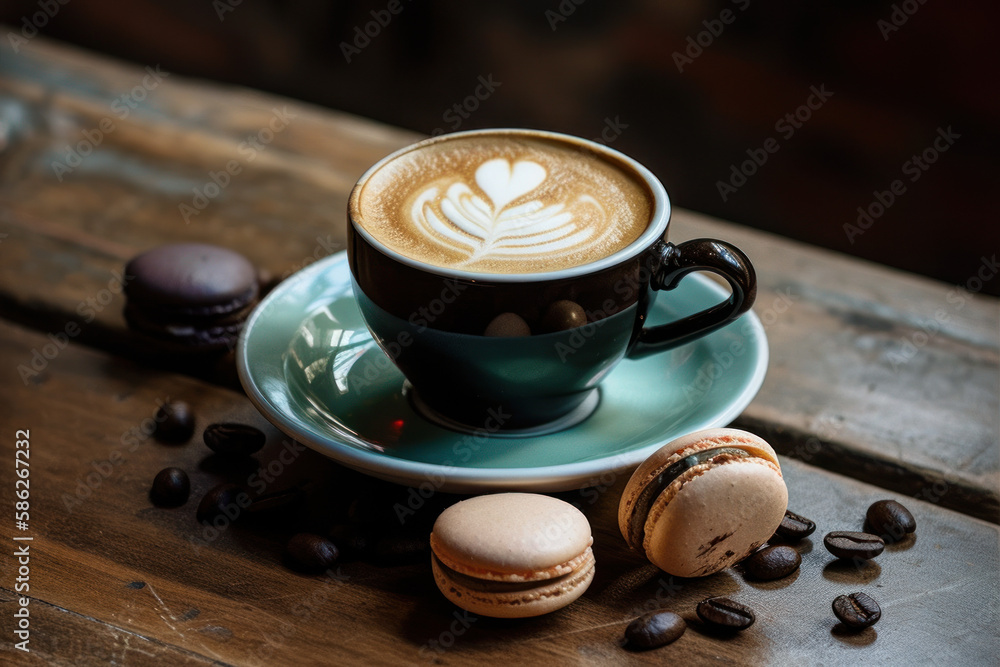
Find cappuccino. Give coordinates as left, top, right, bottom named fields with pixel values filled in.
left=353, top=132, right=652, bottom=274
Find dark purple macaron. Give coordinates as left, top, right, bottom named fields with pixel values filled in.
left=124, top=243, right=258, bottom=351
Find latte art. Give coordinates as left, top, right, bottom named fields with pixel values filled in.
left=411, top=158, right=612, bottom=268
left=354, top=133, right=652, bottom=274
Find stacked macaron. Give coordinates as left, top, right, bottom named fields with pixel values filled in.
left=618, top=428, right=788, bottom=578
left=124, top=243, right=259, bottom=351
left=430, top=493, right=595, bottom=618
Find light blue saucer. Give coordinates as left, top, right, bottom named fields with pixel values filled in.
left=237, top=252, right=768, bottom=492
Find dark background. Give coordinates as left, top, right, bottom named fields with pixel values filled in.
left=4, top=0, right=997, bottom=294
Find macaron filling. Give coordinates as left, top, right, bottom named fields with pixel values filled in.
left=626, top=447, right=752, bottom=549
left=430, top=534, right=594, bottom=582
left=432, top=551, right=595, bottom=595
left=431, top=550, right=596, bottom=614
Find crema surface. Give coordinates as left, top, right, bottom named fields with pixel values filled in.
left=353, top=134, right=652, bottom=274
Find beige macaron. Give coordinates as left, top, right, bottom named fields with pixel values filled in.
left=430, top=493, right=595, bottom=618
left=618, top=428, right=787, bottom=578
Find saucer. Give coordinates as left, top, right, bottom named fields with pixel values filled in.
left=237, top=252, right=768, bottom=493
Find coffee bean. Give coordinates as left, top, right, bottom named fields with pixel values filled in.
left=329, top=523, right=372, bottom=561
left=824, top=531, right=885, bottom=560
left=484, top=312, right=530, bottom=337
left=773, top=509, right=816, bottom=541
left=245, top=485, right=305, bottom=515
left=149, top=467, right=190, bottom=507
left=285, top=533, right=339, bottom=572
left=541, top=300, right=587, bottom=333
left=832, top=592, right=881, bottom=629
left=624, top=611, right=686, bottom=650
left=204, top=423, right=265, bottom=456
left=197, top=483, right=250, bottom=524
left=866, top=500, right=916, bottom=543
left=696, top=597, right=755, bottom=630
left=741, top=545, right=801, bottom=581
left=154, top=401, right=195, bottom=443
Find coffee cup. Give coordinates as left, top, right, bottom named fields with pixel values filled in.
left=347, top=129, right=756, bottom=435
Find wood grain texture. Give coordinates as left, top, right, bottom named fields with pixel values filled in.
left=0, top=588, right=215, bottom=666
left=676, top=212, right=1000, bottom=522
left=1, top=35, right=996, bottom=521
left=0, top=320, right=997, bottom=665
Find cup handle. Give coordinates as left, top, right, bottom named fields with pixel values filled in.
left=627, top=238, right=757, bottom=358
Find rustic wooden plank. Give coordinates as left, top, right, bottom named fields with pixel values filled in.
left=0, top=35, right=996, bottom=521
left=0, top=28, right=418, bottom=181
left=0, top=588, right=218, bottom=666
left=0, top=319, right=997, bottom=665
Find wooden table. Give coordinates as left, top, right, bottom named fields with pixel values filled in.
left=1, top=35, right=997, bottom=665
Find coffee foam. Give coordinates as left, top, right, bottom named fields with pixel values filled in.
left=354, top=134, right=652, bottom=274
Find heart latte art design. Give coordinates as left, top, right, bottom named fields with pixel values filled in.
left=409, top=158, right=609, bottom=267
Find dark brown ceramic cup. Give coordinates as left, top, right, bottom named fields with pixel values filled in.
left=347, top=129, right=756, bottom=435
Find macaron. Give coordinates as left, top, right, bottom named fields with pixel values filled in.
left=123, top=243, right=259, bottom=351
left=618, top=428, right=787, bottom=578
left=430, top=493, right=595, bottom=618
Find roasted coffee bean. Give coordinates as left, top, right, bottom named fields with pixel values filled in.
left=197, top=483, right=251, bottom=524
left=329, top=523, right=372, bottom=561
left=204, top=423, right=266, bottom=456
left=624, top=611, right=686, bottom=649
left=696, top=597, right=755, bottom=630
left=154, top=401, right=195, bottom=443
left=774, top=509, right=816, bottom=541
left=832, top=592, right=881, bottom=629
left=824, top=531, right=885, bottom=560
left=286, top=533, right=339, bottom=572
left=866, top=499, right=916, bottom=543
left=245, top=485, right=306, bottom=515
left=149, top=467, right=190, bottom=507
left=741, top=545, right=801, bottom=581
